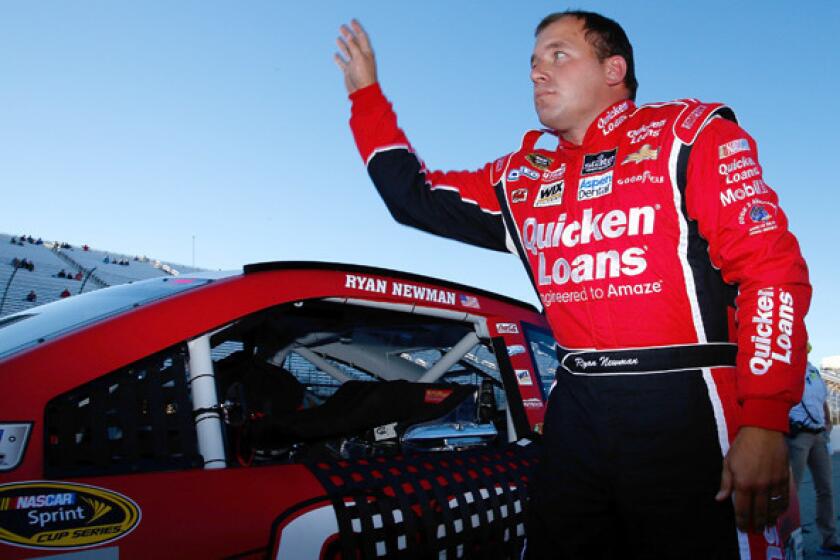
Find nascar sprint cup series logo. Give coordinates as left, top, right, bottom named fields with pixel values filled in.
left=0, top=481, right=140, bottom=549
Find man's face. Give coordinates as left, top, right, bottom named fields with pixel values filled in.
left=531, top=16, right=612, bottom=133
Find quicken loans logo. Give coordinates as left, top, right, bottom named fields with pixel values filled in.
left=521, top=206, right=656, bottom=286
left=749, top=287, right=795, bottom=376
left=0, top=481, right=140, bottom=550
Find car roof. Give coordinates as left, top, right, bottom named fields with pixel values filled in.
left=0, top=274, right=231, bottom=360
left=244, top=261, right=538, bottom=313
left=0, top=261, right=539, bottom=363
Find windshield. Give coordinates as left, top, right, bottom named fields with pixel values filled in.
left=0, top=273, right=232, bottom=360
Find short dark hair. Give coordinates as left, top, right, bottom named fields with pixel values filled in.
left=536, top=10, right=638, bottom=101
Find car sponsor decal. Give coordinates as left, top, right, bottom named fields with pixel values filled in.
left=344, top=274, right=456, bottom=305
left=577, top=171, right=613, bottom=200
left=526, top=153, right=553, bottom=170
left=533, top=181, right=564, bottom=207
left=506, top=345, right=526, bottom=357
left=522, top=398, right=543, bottom=409
left=581, top=149, right=617, bottom=175
left=622, top=144, right=659, bottom=165
left=718, top=138, right=750, bottom=159
left=496, top=323, right=519, bottom=334
left=0, top=481, right=140, bottom=550
left=515, top=370, right=533, bottom=386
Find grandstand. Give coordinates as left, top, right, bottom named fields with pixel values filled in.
left=0, top=233, right=203, bottom=318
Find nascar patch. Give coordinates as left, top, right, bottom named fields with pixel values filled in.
left=718, top=138, right=750, bottom=159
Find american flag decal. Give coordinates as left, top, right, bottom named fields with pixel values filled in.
left=459, top=294, right=480, bottom=309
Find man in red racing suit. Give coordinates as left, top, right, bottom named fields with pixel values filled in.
left=336, top=11, right=810, bottom=559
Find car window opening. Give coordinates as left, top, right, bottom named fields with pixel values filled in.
left=42, top=298, right=516, bottom=478
left=207, top=298, right=511, bottom=467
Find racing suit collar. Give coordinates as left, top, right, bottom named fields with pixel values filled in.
left=558, top=98, right=636, bottom=150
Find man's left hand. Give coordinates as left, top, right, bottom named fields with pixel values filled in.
left=715, top=426, right=789, bottom=532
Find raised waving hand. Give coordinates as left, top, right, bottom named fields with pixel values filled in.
left=334, top=19, right=377, bottom=95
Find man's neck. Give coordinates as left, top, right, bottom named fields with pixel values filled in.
left=558, top=124, right=590, bottom=147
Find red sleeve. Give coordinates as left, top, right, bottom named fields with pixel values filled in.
left=686, top=116, right=811, bottom=432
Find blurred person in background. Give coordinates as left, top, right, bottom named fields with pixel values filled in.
left=788, top=343, right=840, bottom=556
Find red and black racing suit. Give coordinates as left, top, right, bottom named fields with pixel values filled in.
left=349, top=83, right=811, bottom=558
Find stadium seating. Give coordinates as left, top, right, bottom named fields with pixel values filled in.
left=60, top=246, right=176, bottom=285
left=0, top=233, right=202, bottom=318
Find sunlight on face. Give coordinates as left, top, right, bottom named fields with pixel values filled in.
left=530, top=17, right=613, bottom=138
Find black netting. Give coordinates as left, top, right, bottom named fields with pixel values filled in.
left=303, top=441, right=540, bottom=559
left=44, top=345, right=201, bottom=477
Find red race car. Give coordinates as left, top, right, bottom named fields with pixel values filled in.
left=0, top=262, right=558, bottom=559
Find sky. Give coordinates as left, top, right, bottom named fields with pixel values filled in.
left=1, top=1, right=838, bottom=365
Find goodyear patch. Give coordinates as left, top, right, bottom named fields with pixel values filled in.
left=0, top=481, right=140, bottom=550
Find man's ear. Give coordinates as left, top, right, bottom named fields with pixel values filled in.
left=604, top=55, right=627, bottom=87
